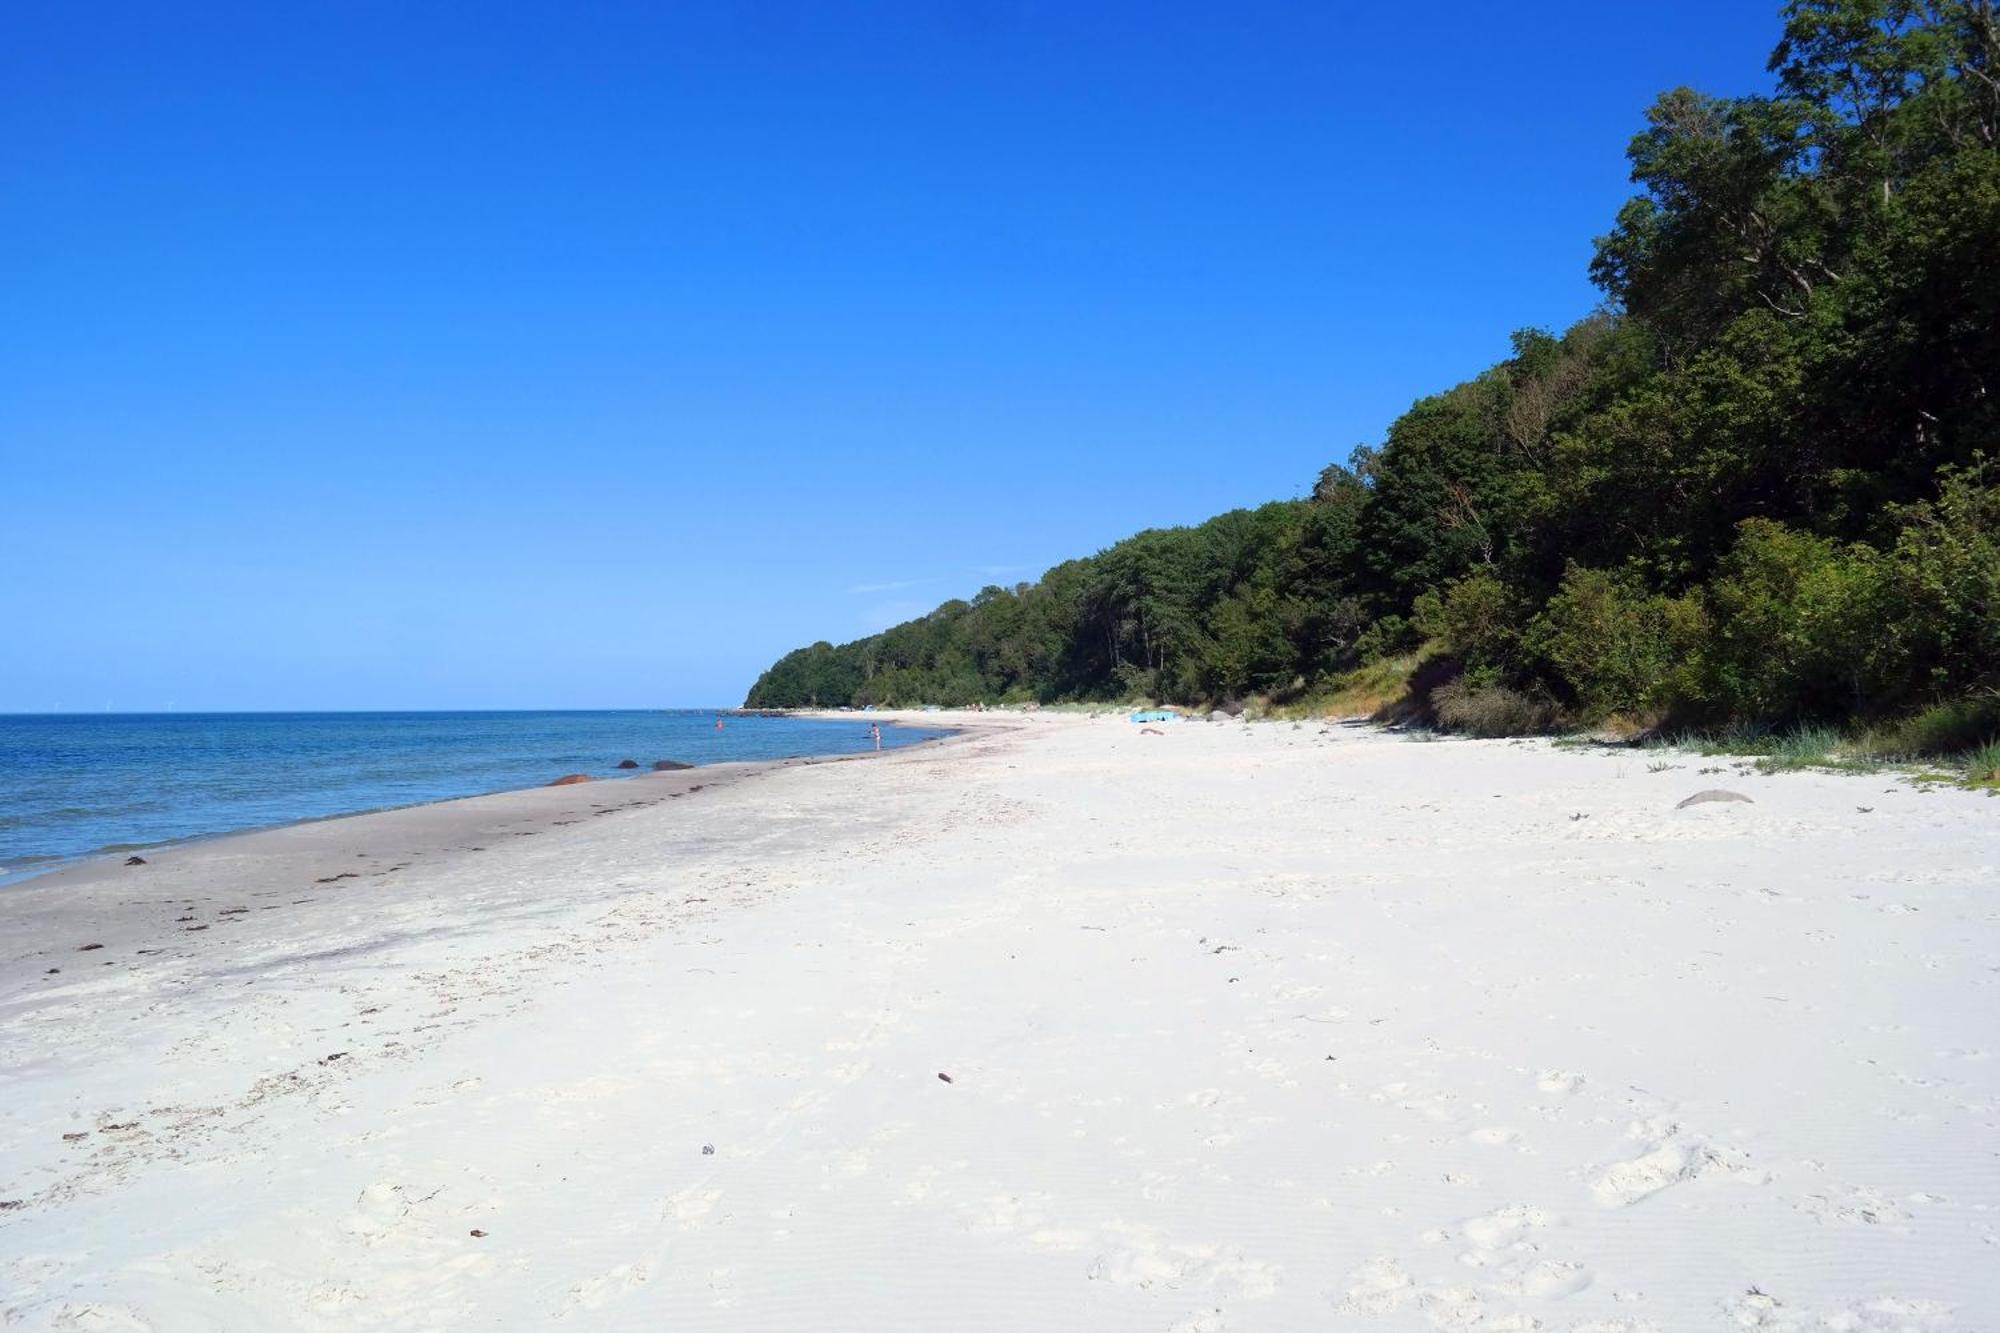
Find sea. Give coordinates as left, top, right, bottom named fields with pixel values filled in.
left=0, top=710, right=947, bottom=882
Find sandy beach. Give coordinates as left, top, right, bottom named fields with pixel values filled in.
left=2, top=713, right=1996, bottom=1330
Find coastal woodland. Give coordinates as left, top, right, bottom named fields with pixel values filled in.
left=748, top=1, right=2000, bottom=762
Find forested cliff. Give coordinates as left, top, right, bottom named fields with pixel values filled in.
left=747, top=1, right=1999, bottom=748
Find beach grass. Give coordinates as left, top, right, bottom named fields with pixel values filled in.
left=1641, top=711, right=2000, bottom=788
left=1963, top=739, right=2000, bottom=788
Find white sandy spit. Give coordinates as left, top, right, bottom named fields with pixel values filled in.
left=2, top=713, right=1997, bottom=1330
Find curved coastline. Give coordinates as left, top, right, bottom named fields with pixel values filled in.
left=0, top=718, right=974, bottom=895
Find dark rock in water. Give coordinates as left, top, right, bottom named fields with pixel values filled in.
left=615, top=759, right=640, bottom=769
left=1677, top=789, right=1755, bottom=809
left=548, top=774, right=594, bottom=786
left=652, top=759, right=693, bottom=771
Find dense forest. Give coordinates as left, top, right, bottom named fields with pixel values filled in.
left=747, top=1, right=1999, bottom=759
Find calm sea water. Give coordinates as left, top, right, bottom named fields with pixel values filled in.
left=0, top=710, right=947, bottom=878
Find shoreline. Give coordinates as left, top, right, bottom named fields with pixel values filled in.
left=0, top=716, right=973, bottom=895
left=0, top=717, right=1015, bottom=1013
left=3, top=713, right=1995, bottom=1328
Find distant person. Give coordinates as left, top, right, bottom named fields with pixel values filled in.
left=869, top=722, right=882, bottom=751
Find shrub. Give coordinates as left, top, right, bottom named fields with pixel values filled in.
left=1528, top=564, right=1691, bottom=718
left=1353, top=614, right=1418, bottom=663
left=1431, top=677, right=1561, bottom=736
left=1427, top=570, right=1523, bottom=670
left=1889, top=690, right=2000, bottom=757
left=1693, top=519, right=1894, bottom=722
left=1110, top=662, right=1156, bottom=701
left=1880, top=467, right=2000, bottom=698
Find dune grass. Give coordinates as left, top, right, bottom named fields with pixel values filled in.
left=1963, top=739, right=2000, bottom=788
left=1244, top=651, right=1430, bottom=722
left=1756, top=724, right=1857, bottom=771
left=1645, top=705, right=2000, bottom=787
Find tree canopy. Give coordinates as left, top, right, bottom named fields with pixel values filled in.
left=747, top=1, right=1999, bottom=737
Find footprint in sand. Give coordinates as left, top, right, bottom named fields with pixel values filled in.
left=1422, top=1288, right=1545, bottom=1331
left=661, top=1185, right=722, bottom=1227
left=1723, top=1290, right=1950, bottom=1330
left=1498, top=1258, right=1592, bottom=1298
left=965, top=1193, right=1044, bottom=1233
left=570, top=1263, right=650, bottom=1311
left=1795, top=1186, right=1911, bottom=1228
left=49, top=1306, right=154, bottom=1332
left=345, top=1182, right=424, bottom=1243
left=1168, top=1310, right=1227, bottom=1333
left=1337, top=1256, right=1415, bottom=1314
left=1460, top=1203, right=1554, bottom=1252
left=825, top=1148, right=871, bottom=1178
left=305, top=1282, right=364, bottom=1315
left=1591, top=1135, right=1769, bottom=1208
left=1375, top=1081, right=1462, bottom=1124
left=1591, top=1143, right=1695, bottom=1207
left=1087, top=1230, right=1279, bottom=1301
left=1724, top=1289, right=1799, bottom=1330
left=1451, top=1203, right=1593, bottom=1303
left=1537, top=1070, right=1585, bottom=1095
left=1418, top=1284, right=1485, bottom=1329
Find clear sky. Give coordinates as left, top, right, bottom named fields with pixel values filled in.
left=2, top=1, right=1783, bottom=711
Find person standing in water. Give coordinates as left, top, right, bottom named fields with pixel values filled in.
left=869, top=722, right=882, bottom=751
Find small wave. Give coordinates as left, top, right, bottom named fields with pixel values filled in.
left=0, top=807, right=121, bottom=828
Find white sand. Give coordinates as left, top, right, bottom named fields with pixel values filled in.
left=3, top=714, right=1996, bottom=1330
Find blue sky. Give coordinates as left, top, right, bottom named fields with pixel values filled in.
left=2, top=1, right=1781, bottom=710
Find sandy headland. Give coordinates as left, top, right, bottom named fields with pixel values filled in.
left=2, top=712, right=1996, bottom=1329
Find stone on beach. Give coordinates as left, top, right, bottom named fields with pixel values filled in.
left=652, top=759, right=693, bottom=771
left=1676, top=788, right=1755, bottom=809
left=547, top=774, right=594, bottom=786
